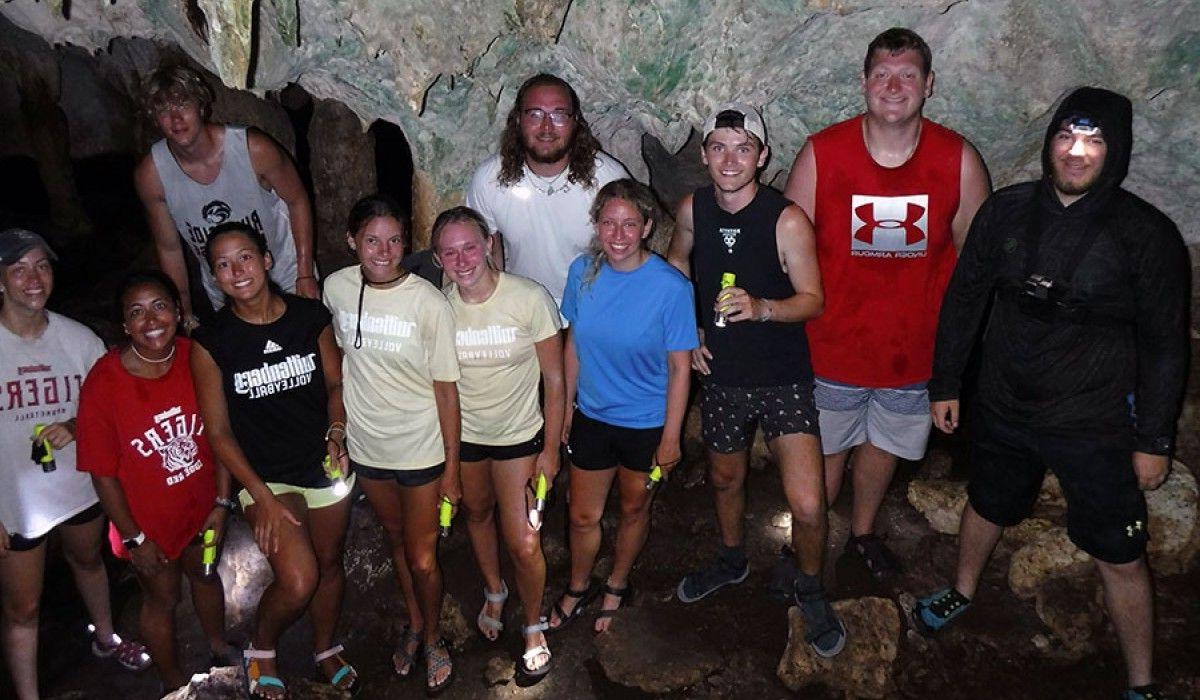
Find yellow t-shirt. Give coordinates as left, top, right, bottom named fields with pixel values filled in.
left=446, top=272, right=561, bottom=446
left=323, top=267, right=460, bottom=470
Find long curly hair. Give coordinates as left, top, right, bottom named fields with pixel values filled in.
left=497, top=74, right=602, bottom=188
left=581, top=179, right=664, bottom=289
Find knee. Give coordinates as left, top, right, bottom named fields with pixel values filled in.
left=275, top=565, right=318, bottom=606
left=63, top=546, right=104, bottom=573
left=316, top=553, right=346, bottom=582
left=1095, top=555, right=1148, bottom=581
left=506, top=533, right=541, bottom=566
left=620, top=495, right=651, bottom=521
left=568, top=507, right=602, bottom=532
left=405, top=548, right=439, bottom=581
left=710, top=466, right=744, bottom=492
left=462, top=499, right=495, bottom=525
left=789, top=494, right=826, bottom=528
left=2, top=594, right=40, bottom=626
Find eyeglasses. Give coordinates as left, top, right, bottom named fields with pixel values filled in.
left=521, top=108, right=575, bottom=127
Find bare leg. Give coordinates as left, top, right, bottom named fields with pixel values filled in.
left=306, top=495, right=353, bottom=684
left=595, top=467, right=653, bottom=633
left=774, top=433, right=828, bottom=577
left=848, top=442, right=899, bottom=537
left=1095, top=556, right=1155, bottom=688
left=246, top=494, right=318, bottom=699
left=823, top=449, right=851, bottom=508
left=358, top=476, right=423, bottom=676
left=460, top=458, right=505, bottom=640
left=953, top=503, right=1004, bottom=599
left=134, top=559, right=185, bottom=690
left=58, top=514, right=116, bottom=642
left=180, top=542, right=230, bottom=657
left=708, top=450, right=749, bottom=547
left=0, top=543, right=47, bottom=700
left=396, top=478, right=447, bottom=687
left=548, top=465, right=615, bottom=628
left=491, top=456, right=549, bottom=666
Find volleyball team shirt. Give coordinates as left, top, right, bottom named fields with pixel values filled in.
left=446, top=272, right=560, bottom=446
left=806, top=114, right=963, bottom=387
left=0, top=312, right=104, bottom=538
left=191, top=296, right=332, bottom=488
left=324, top=267, right=460, bottom=470
left=76, top=338, right=216, bottom=560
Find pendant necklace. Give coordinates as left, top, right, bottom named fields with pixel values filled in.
left=526, top=167, right=568, bottom=196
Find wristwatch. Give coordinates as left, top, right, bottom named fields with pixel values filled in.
left=122, top=532, right=146, bottom=549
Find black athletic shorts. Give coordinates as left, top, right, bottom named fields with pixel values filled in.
left=460, top=430, right=545, bottom=463
left=967, top=408, right=1148, bottom=564
left=7, top=502, right=105, bottom=552
left=566, top=409, right=662, bottom=473
left=701, top=381, right=820, bottom=454
left=353, top=461, right=445, bottom=488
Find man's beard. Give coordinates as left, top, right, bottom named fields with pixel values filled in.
left=524, top=139, right=571, bottom=165
left=1052, top=168, right=1100, bottom=197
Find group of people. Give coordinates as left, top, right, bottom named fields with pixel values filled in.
left=0, top=24, right=1187, bottom=700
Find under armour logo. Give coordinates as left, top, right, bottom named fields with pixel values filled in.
left=850, top=194, right=929, bottom=254
left=1126, top=520, right=1144, bottom=537
left=719, top=227, right=740, bottom=253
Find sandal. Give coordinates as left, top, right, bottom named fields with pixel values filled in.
left=314, top=643, right=359, bottom=695
left=242, top=647, right=287, bottom=699
left=593, top=581, right=631, bottom=633
left=424, top=637, right=454, bottom=696
left=91, top=630, right=151, bottom=671
left=547, top=579, right=600, bottom=632
left=518, top=618, right=552, bottom=678
left=392, top=625, right=424, bottom=678
left=476, top=580, right=508, bottom=642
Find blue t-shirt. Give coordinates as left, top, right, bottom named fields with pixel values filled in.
left=562, top=253, right=699, bottom=428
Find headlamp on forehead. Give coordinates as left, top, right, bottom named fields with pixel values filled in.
left=1066, top=115, right=1101, bottom=136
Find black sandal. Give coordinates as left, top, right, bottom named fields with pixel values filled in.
left=593, top=581, right=632, bottom=632
left=547, top=579, right=600, bottom=632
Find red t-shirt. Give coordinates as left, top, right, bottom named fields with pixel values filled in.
left=807, top=115, right=963, bottom=387
left=76, top=338, right=216, bottom=560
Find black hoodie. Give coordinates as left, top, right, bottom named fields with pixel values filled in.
left=929, top=87, right=1189, bottom=453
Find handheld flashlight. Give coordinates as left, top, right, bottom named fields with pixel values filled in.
left=528, top=472, right=549, bottom=530
left=645, top=464, right=663, bottom=490
left=31, top=424, right=56, bottom=473
left=201, top=528, right=217, bottom=578
left=439, top=496, right=454, bottom=538
left=324, top=455, right=350, bottom=497
left=714, top=273, right=737, bottom=328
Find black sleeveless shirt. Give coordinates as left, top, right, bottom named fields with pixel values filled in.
left=193, top=296, right=333, bottom=488
left=692, top=185, right=813, bottom=387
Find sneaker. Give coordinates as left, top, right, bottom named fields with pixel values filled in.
left=849, top=534, right=903, bottom=578
left=1122, top=684, right=1170, bottom=700
left=677, top=553, right=749, bottom=603
left=793, top=577, right=846, bottom=658
left=765, top=545, right=800, bottom=604
left=915, top=587, right=971, bottom=632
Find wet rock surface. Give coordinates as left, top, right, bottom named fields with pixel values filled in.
left=777, top=596, right=901, bottom=699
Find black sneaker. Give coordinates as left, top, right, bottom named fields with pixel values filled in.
left=765, top=545, right=800, bottom=604
left=849, top=534, right=903, bottom=578
left=1122, top=684, right=1171, bottom=700
left=677, top=554, right=750, bottom=603
left=793, top=576, right=847, bottom=658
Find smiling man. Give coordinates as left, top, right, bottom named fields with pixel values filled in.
left=134, top=65, right=317, bottom=328
left=465, top=74, right=628, bottom=311
left=667, top=105, right=843, bottom=657
left=783, top=28, right=990, bottom=578
left=917, top=87, right=1188, bottom=700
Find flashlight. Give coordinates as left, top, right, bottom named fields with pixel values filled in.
left=201, top=528, right=217, bottom=579
left=645, top=464, right=663, bottom=490
left=439, top=496, right=454, bottom=538
left=714, top=272, right=737, bottom=328
left=324, top=455, right=350, bottom=497
left=31, top=424, right=56, bottom=473
left=528, top=472, right=549, bottom=530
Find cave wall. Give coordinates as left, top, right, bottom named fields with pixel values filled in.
left=0, top=0, right=1197, bottom=310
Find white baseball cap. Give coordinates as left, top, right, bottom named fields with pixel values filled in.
left=702, top=102, right=767, bottom=146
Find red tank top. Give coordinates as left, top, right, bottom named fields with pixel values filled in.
left=806, top=115, right=963, bottom=387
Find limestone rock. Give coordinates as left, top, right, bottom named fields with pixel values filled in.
left=1007, top=527, right=1092, bottom=599
left=438, top=593, right=472, bottom=652
left=594, top=608, right=722, bottom=694
left=1000, top=517, right=1056, bottom=547
left=1037, top=473, right=1066, bottom=508
left=1146, top=460, right=1200, bottom=575
left=906, top=478, right=967, bottom=535
left=1033, top=576, right=1104, bottom=660
left=161, top=666, right=242, bottom=699
left=777, top=597, right=900, bottom=699
left=484, top=655, right=515, bottom=686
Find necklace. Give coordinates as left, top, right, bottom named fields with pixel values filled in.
left=363, top=270, right=407, bottom=287
left=526, top=166, right=568, bottom=196
left=131, top=342, right=176, bottom=364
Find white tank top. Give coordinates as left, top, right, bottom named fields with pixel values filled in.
left=151, top=125, right=299, bottom=308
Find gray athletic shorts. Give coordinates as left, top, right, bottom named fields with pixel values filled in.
left=813, top=378, right=931, bottom=460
